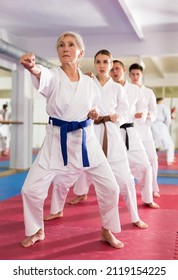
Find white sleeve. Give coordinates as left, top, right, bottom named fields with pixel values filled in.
left=31, top=65, right=55, bottom=98
left=147, top=90, right=157, bottom=124
left=164, top=106, right=172, bottom=127
left=135, top=89, right=147, bottom=123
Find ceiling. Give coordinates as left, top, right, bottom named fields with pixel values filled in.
left=0, top=0, right=178, bottom=96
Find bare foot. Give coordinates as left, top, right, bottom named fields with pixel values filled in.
left=101, top=227, right=124, bottom=249
left=133, top=220, right=148, bottom=229
left=153, top=192, right=160, bottom=198
left=69, top=194, right=87, bottom=205
left=145, top=202, right=160, bottom=209
left=44, top=210, right=63, bottom=221
left=21, top=229, right=45, bottom=248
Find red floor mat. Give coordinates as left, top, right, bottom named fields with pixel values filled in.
left=158, top=151, right=178, bottom=170
left=0, top=184, right=178, bottom=260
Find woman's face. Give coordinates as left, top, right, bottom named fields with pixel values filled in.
left=94, top=53, right=112, bottom=78
left=57, top=35, right=83, bottom=65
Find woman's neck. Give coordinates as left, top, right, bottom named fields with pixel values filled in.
left=96, top=75, right=110, bottom=86
left=61, top=64, right=79, bottom=82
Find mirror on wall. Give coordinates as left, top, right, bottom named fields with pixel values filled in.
left=0, top=66, right=47, bottom=175
left=0, top=67, right=12, bottom=173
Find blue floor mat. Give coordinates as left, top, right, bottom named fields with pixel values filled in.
left=157, top=176, right=178, bottom=185
left=0, top=167, right=9, bottom=172
left=159, top=169, right=178, bottom=174
left=1, top=172, right=178, bottom=202
left=0, top=171, right=28, bottom=201
left=0, top=151, right=178, bottom=202
left=0, top=161, right=9, bottom=167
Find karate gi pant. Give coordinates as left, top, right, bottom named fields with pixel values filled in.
left=0, top=133, right=6, bottom=152
left=142, top=139, right=159, bottom=193
left=166, top=141, right=175, bottom=163
left=21, top=155, right=120, bottom=237
left=51, top=158, right=140, bottom=223
left=127, top=149, right=153, bottom=203
left=151, top=121, right=175, bottom=163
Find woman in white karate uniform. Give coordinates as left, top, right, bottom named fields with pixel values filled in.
left=151, top=98, right=175, bottom=164
left=46, top=50, right=148, bottom=229
left=20, top=32, right=123, bottom=249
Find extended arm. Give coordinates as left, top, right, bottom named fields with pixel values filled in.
left=20, top=53, right=41, bottom=79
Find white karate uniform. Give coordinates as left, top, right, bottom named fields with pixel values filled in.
left=0, top=109, right=11, bottom=151
left=21, top=66, right=120, bottom=236
left=51, top=77, right=141, bottom=223
left=120, top=81, right=154, bottom=203
left=151, top=103, right=175, bottom=163
left=0, top=131, right=5, bottom=152
left=134, top=86, right=159, bottom=193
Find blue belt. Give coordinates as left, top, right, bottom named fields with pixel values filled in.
left=49, top=117, right=92, bottom=167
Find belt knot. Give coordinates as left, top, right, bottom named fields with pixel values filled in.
left=49, top=117, right=92, bottom=167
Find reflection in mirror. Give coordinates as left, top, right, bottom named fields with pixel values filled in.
left=0, top=67, right=12, bottom=173
left=153, top=87, right=178, bottom=150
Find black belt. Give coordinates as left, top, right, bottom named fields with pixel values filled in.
left=120, top=123, right=134, bottom=150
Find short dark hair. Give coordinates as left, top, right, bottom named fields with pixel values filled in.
left=3, top=104, right=8, bottom=110
left=112, top=60, right=125, bottom=68
left=156, top=98, right=164, bottom=103
left=129, top=63, right=143, bottom=72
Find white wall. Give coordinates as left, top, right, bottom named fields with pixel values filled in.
left=165, top=98, right=178, bottom=149
left=0, top=94, right=47, bottom=149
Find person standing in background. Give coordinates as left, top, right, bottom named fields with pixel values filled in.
left=110, top=60, right=159, bottom=208
left=0, top=103, right=11, bottom=156
left=171, top=106, right=176, bottom=120
left=128, top=63, right=160, bottom=198
left=151, top=98, right=175, bottom=165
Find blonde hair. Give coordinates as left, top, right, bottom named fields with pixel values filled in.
left=56, top=31, right=85, bottom=54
